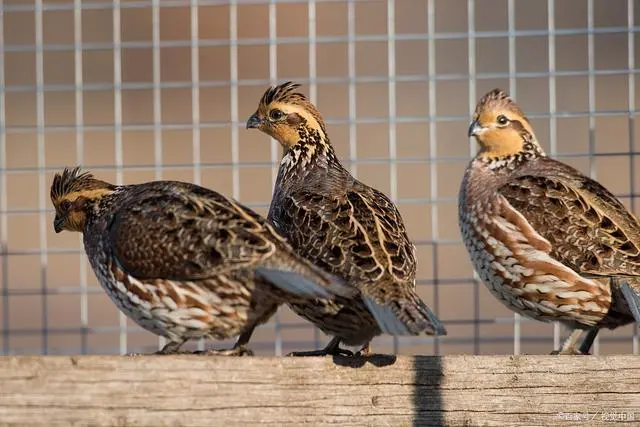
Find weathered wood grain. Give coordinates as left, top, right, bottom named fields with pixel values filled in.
left=0, top=355, right=638, bottom=426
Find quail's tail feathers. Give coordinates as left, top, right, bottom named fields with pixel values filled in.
left=620, top=281, right=640, bottom=325
left=255, top=267, right=357, bottom=300
left=364, top=297, right=412, bottom=336
left=364, top=294, right=447, bottom=337
left=257, top=264, right=447, bottom=337
left=412, top=298, right=448, bottom=336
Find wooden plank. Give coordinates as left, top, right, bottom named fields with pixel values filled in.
left=0, top=355, right=638, bottom=426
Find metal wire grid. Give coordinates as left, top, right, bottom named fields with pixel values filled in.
left=0, top=0, right=638, bottom=356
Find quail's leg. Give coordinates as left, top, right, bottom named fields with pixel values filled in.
left=197, top=303, right=281, bottom=357
left=195, top=326, right=256, bottom=357
left=551, top=329, right=587, bottom=355
left=577, top=328, right=599, bottom=355
left=287, top=336, right=354, bottom=357
left=155, top=339, right=189, bottom=355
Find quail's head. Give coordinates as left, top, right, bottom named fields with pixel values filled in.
left=246, top=81, right=326, bottom=148
left=468, top=88, right=540, bottom=158
left=50, top=167, right=115, bottom=233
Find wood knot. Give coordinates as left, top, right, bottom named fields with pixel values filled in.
left=371, top=395, right=382, bottom=407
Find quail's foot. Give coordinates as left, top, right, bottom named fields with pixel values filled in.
left=287, top=337, right=354, bottom=357
left=354, top=342, right=371, bottom=357
left=550, top=329, right=592, bottom=355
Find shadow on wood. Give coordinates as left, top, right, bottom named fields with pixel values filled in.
left=331, top=353, right=397, bottom=368
left=414, top=356, right=444, bottom=426
left=0, top=355, right=639, bottom=426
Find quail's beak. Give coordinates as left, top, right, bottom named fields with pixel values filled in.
left=468, top=120, right=482, bottom=137
left=246, top=113, right=262, bottom=130
left=53, top=216, right=64, bottom=233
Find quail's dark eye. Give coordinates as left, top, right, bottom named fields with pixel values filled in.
left=59, top=200, right=71, bottom=212
left=270, top=109, right=284, bottom=120
left=497, top=115, right=509, bottom=125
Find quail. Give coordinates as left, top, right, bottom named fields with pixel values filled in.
left=50, top=167, right=402, bottom=356
left=246, top=82, right=447, bottom=357
left=459, top=88, right=640, bottom=354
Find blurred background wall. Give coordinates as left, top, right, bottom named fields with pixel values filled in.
left=1, top=0, right=638, bottom=356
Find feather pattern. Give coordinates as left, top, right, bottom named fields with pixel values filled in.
left=51, top=169, right=356, bottom=354
left=248, top=82, right=446, bottom=355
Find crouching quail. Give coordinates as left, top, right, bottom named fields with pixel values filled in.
left=50, top=167, right=403, bottom=356
left=459, top=88, right=640, bottom=355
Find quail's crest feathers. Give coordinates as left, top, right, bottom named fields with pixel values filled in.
left=256, top=81, right=326, bottom=134
left=259, top=81, right=306, bottom=108
left=51, top=167, right=90, bottom=200
left=474, top=88, right=526, bottom=120
left=51, top=166, right=116, bottom=205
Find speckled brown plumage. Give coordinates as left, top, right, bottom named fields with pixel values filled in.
left=246, top=82, right=447, bottom=357
left=50, top=167, right=363, bottom=356
left=459, top=88, right=640, bottom=354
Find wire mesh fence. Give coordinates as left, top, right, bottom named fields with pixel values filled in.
left=0, top=0, right=638, bottom=356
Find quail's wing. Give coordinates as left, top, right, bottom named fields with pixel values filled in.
left=467, top=184, right=609, bottom=326
left=495, top=158, right=640, bottom=324
left=108, top=185, right=276, bottom=281
left=108, top=183, right=354, bottom=300
left=272, top=187, right=445, bottom=335
left=352, top=184, right=418, bottom=283
left=345, top=186, right=447, bottom=334
left=272, top=187, right=415, bottom=287
left=498, top=157, right=640, bottom=278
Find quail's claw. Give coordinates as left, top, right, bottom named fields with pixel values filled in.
left=551, top=329, right=590, bottom=355
left=354, top=343, right=371, bottom=357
